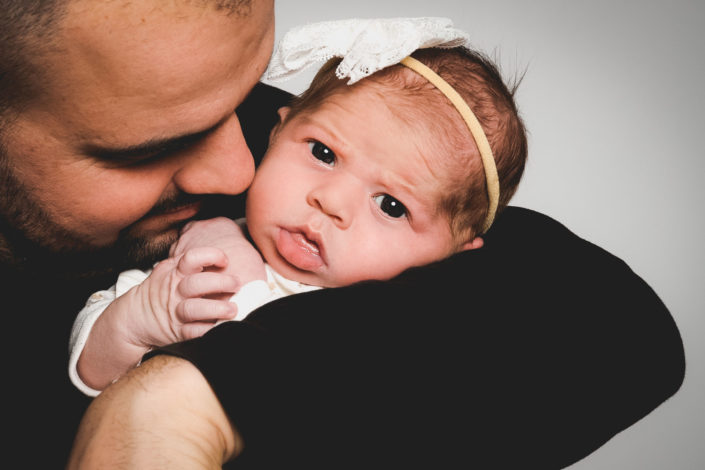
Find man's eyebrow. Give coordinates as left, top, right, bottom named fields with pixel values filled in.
left=85, top=122, right=221, bottom=160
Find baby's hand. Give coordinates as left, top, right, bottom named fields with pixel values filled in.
left=171, top=216, right=267, bottom=286
left=131, top=246, right=240, bottom=347
left=171, top=217, right=248, bottom=258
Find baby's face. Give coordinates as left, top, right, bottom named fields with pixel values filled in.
left=246, top=83, right=458, bottom=287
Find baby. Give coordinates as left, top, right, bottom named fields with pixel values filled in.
left=69, top=44, right=527, bottom=395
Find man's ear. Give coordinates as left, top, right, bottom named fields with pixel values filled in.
left=269, top=106, right=291, bottom=143
left=460, top=236, right=484, bottom=252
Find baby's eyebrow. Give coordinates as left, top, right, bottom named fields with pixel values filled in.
left=298, top=116, right=350, bottom=152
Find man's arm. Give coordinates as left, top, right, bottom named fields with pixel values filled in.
left=68, top=355, right=238, bottom=469
left=69, top=207, right=685, bottom=469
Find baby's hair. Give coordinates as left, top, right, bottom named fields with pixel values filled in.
left=287, top=47, right=528, bottom=242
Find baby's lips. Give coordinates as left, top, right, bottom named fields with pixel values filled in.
left=276, top=228, right=325, bottom=271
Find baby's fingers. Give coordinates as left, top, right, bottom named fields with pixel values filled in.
left=179, top=322, right=220, bottom=340
left=177, top=246, right=229, bottom=275
left=178, top=271, right=239, bottom=299
left=175, top=298, right=237, bottom=324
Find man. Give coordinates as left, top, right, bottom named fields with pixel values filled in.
left=1, top=0, right=280, bottom=465
left=1, top=1, right=684, bottom=468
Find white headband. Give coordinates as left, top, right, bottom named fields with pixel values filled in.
left=266, top=17, right=499, bottom=233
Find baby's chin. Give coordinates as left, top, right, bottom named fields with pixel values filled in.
left=288, top=268, right=389, bottom=289
left=275, top=261, right=335, bottom=288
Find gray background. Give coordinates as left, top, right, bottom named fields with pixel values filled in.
left=269, top=1, right=705, bottom=468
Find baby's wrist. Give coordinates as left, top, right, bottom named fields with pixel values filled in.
left=116, top=285, right=157, bottom=351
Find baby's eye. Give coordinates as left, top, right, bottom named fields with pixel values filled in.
left=308, top=140, right=335, bottom=165
left=373, top=194, right=407, bottom=218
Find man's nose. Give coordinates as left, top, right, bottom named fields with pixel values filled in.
left=306, top=178, right=355, bottom=229
left=172, top=112, right=255, bottom=196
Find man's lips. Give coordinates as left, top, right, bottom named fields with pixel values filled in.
left=160, top=201, right=202, bottom=217
left=275, top=227, right=325, bottom=271
left=139, top=201, right=203, bottom=231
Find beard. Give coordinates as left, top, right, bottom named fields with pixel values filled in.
left=0, top=155, right=245, bottom=280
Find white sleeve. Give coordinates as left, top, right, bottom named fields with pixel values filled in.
left=226, top=264, right=321, bottom=321
left=229, top=280, right=275, bottom=321
left=68, top=269, right=150, bottom=397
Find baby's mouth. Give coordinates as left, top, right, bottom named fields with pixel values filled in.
left=276, top=228, right=325, bottom=271
left=290, top=232, right=319, bottom=254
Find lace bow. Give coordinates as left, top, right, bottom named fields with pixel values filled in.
left=266, top=17, right=470, bottom=85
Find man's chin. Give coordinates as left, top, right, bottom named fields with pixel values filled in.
left=117, top=226, right=181, bottom=269
left=28, top=227, right=180, bottom=280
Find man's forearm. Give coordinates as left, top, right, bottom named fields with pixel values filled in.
left=68, top=355, right=239, bottom=469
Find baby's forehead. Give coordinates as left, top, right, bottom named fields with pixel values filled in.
left=293, top=73, right=474, bottom=198
left=344, top=76, right=473, bottom=177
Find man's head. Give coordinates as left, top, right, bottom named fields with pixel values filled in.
left=0, top=0, right=274, bottom=276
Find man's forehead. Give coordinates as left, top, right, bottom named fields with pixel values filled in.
left=39, top=0, right=273, bottom=146
left=67, top=0, right=255, bottom=20
left=62, top=0, right=260, bottom=59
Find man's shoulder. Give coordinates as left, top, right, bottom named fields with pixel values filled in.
left=237, top=82, right=293, bottom=165
left=486, top=206, right=576, bottom=244
left=239, top=82, right=293, bottom=117
left=247, top=82, right=293, bottom=107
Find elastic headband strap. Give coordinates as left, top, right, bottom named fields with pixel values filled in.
left=400, top=56, right=499, bottom=234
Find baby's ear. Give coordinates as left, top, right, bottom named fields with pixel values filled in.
left=460, top=236, right=484, bottom=252
left=269, top=106, right=291, bottom=143
left=277, top=106, right=291, bottom=121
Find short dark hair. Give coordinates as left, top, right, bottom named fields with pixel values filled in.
left=0, top=0, right=66, bottom=128
left=0, top=0, right=253, bottom=134
left=287, top=47, right=528, bottom=240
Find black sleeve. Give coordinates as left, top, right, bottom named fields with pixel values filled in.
left=151, top=206, right=685, bottom=469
